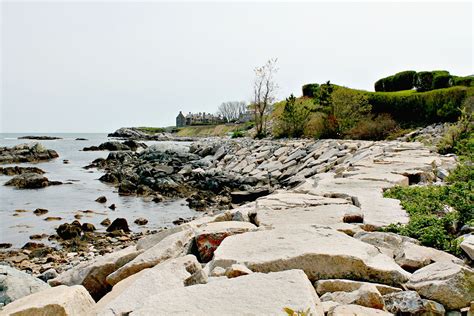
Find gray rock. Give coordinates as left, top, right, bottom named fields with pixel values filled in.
left=0, top=265, right=50, bottom=306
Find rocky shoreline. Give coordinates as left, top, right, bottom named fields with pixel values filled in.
left=2, top=134, right=473, bottom=315
left=108, top=127, right=196, bottom=141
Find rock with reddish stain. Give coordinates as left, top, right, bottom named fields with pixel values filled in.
left=195, top=221, right=256, bottom=262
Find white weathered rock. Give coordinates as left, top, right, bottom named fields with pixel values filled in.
left=394, top=242, right=463, bottom=271
left=320, top=284, right=385, bottom=310
left=211, top=225, right=410, bottom=286
left=210, top=266, right=226, bottom=277
left=354, top=231, right=419, bottom=258
left=0, top=265, right=49, bottom=306
left=136, top=224, right=192, bottom=251
left=49, top=246, right=142, bottom=300
left=460, top=234, right=474, bottom=260
left=406, top=262, right=474, bottom=309
left=327, top=304, right=393, bottom=316
left=95, top=255, right=201, bottom=315
left=383, top=290, right=425, bottom=314
left=1, top=285, right=95, bottom=315
left=106, top=228, right=195, bottom=286
left=315, top=279, right=402, bottom=296
left=131, top=270, right=324, bottom=315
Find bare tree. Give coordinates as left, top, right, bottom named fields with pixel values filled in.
left=217, top=101, right=248, bottom=122
left=253, top=58, right=278, bottom=137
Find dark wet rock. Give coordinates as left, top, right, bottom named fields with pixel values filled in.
left=21, top=242, right=45, bottom=250
left=63, top=159, right=69, bottom=164
left=108, top=203, right=116, bottom=210
left=136, top=185, right=154, bottom=196
left=29, top=234, right=48, bottom=240
left=29, top=246, right=54, bottom=258
left=100, top=218, right=111, bottom=226
left=57, top=222, right=82, bottom=240
left=118, top=180, right=137, bottom=195
left=152, top=195, right=164, bottom=203
left=95, top=196, right=107, bottom=203
left=18, top=135, right=61, bottom=140
left=0, top=143, right=59, bottom=164
left=44, top=216, right=62, bottom=221
left=5, top=173, right=62, bottom=189
left=106, top=218, right=130, bottom=233
left=75, top=138, right=88, bottom=141
left=0, top=243, right=12, bottom=249
left=0, top=166, right=45, bottom=176
left=83, top=140, right=147, bottom=152
left=343, top=212, right=365, bottom=223
left=134, top=218, right=148, bottom=225
left=230, top=188, right=272, bottom=204
left=173, top=217, right=190, bottom=226
left=81, top=223, right=96, bottom=232
left=33, top=208, right=48, bottom=216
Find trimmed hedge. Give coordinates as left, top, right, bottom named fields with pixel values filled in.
left=369, top=86, right=470, bottom=123
left=302, top=83, right=320, bottom=97
left=374, top=71, right=416, bottom=92
left=452, top=76, right=474, bottom=87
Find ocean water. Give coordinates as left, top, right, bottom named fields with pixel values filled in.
left=0, top=133, right=197, bottom=247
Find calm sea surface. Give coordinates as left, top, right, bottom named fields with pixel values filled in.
left=0, top=133, right=197, bottom=247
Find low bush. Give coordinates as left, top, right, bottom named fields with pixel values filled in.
left=346, top=113, right=398, bottom=140
left=231, top=130, right=244, bottom=138
left=374, top=71, right=416, bottom=92
left=414, top=71, right=434, bottom=92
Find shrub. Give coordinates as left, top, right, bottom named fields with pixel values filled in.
left=432, top=74, right=452, bottom=89
left=374, top=71, right=416, bottom=92
left=347, top=113, right=398, bottom=140
left=392, top=70, right=417, bottom=91
left=273, top=96, right=315, bottom=138
left=303, top=113, right=326, bottom=138
left=231, top=130, right=244, bottom=138
left=415, top=71, right=434, bottom=92
left=452, top=75, right=474, bottom=87
left=302, top=83, right=319, bottom=97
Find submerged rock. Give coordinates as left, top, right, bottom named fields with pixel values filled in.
left=106, top=218, right=130, bottom=233
left=0, top=166, right=45, bottom=176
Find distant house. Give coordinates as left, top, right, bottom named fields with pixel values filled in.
left=176, top=111, right=186, bottom=127
left=176, top=111, right=225, bottom=127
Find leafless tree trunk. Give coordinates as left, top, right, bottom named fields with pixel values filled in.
left=217, top=101, right=248, bottom=122
left=253, top=58, right=278, bottom=138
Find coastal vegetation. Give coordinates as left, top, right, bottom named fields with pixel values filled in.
left=273, top=70, right=474, bottom=140
left=383, top=96, right=473, bottom=256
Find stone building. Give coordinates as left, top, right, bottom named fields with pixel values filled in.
left=176, top=111, right=186, bottom=127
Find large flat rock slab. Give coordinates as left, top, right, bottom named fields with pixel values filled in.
left=211, top=225, right=410, bottom=286
left=95, top=255, right=201, bottom=315
left=0, top=285, right=95, bottom=315
left=131, top=270, right=324, bottom=315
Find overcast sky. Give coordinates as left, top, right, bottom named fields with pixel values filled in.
left=1, top=1, right=472, bottom=133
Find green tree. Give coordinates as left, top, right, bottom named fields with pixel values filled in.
left=278, top=94, right=312, bottom=138
left=329, top=88, right=371, bottom=136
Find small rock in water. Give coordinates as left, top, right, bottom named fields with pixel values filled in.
left=106, top=218, right=130, bottom=233
left=152, top=195, right=164, bottom=203
left=29, top=234, right=48, bottom=240
left=108, top=203, right=116, bottom=210
left=63, top=159, right=69, bottom=164
left=75, top=138, right=88, bottom=141
left=57, top=222, right=82, bottom=239
left=173, top=217, right=187, bottom=225
left=134, top=218, right=148, bottom=226
left=44, top=217, right=62, bottom=221
left=33, top=208, right=48, bottom=216
left=100, top=218, right=111, bottom=226
left=95, top=196, right=107, bottom=203
left=0, top=243, right=12, bottom=249
left=81, top=223, right=96, bottom=232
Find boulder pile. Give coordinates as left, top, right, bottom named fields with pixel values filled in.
left=2, top=138, right=473, bottom=315
left=0, top=143, right=58, bottom=164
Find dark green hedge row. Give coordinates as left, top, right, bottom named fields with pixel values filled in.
left=302, top=83, right=320, bottom=97
left=368, top=86, right=470, bottom=123
left=375, top=70, right=474, bottom=92
left=374, top=71, right=417, bottom=92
